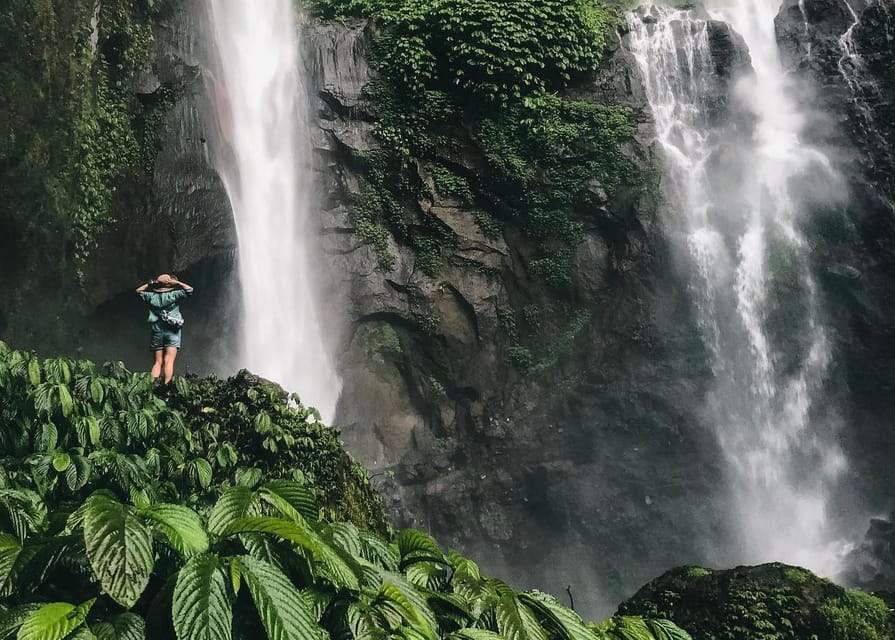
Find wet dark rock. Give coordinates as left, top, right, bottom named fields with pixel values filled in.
left=847, top=513, right=895, bottom=596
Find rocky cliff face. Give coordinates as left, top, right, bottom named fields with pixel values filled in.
left=302, top=15, right=755, bottom=613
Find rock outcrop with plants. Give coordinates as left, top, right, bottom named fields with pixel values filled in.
left=617, top=563, right=894, bottom=640
left=0, top=341, right=695, bottom=640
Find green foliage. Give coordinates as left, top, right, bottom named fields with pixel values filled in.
left=617, top=563, right=894, bottom=640
left=0, top=341, right=689, bottom=640
left=310, top=0, right=639, bottom=287
left=0, top=0, right=173, bottom=280
left=817, top=589, right=890, bottom=640
left=501, top=307, right=592, bottom=376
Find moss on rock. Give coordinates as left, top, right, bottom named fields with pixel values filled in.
left=617, top=563, right=894, bottom=640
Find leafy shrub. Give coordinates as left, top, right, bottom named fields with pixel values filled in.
left=308, top=0, right=639, bottom=288
left=618, top=563, right=894, bottom=640
left=0, top=341, right=690, bottom=640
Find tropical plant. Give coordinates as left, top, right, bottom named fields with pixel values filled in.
left=0, top=342, right=691, bottom=640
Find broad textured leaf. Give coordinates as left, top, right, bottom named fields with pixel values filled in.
left=0, top=606, right=39, bottom=640
left=379, top=573, right=438, bottom=640
left=193, top=459, right=212, bottom=489
left=260, top=482, right=317, bottom=521
left=450, top=630, right=506, bottom=640
left=52, top=453, right=70, bottom=473
left=222, top=517, right=359, bottom=590
left=207, top=487, right=260, bottom=536
left=643, top=620, right=691, bottom=640
left=83, top=494, right=154, bottom=608
left=298, top=588, right=331, bottom=622
left=397, top=530, right=443, bottom=567
left=27, top=360, right=40, bottom=387
left=90, top=379, right=104, bottom=404
left=13, top=535, right=81, bottom=594
left=172, top=555, right=231, bottom=640
left=92, top=614, right=145, bottom=640
left=141, top=504, right=209, bottom=558
left=358, top=531, right=398, bottom=571
left=596, top=618, right=656, bottom=640
left=237, top=555, right=326, bottom=640
left=57, top=385, right=73, bottom=418
left=495, top=593, right=548, bottom=640
left=518, top=591, right=595, bottom=640
left=406, top=562, right=446, bottom=591
left=346, top=602, right=386, bottom=640
left=16, top=599, right=94, bottom=640
left=0, top=535, right=21, bottom=597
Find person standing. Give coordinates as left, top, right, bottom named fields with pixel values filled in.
left=135, top=274, right=194, bottom=384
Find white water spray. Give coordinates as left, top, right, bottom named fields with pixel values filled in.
left=203, top=0, right=341, bottom=420
left=627, top=3, right=847, bottom=573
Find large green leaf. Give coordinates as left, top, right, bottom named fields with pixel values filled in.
left=357, top=531, right=398, bottom=572
left=518, top=591, right=595, bottom=640
left=0, top=605, right=39, bottom=640
left=346, top=602, right=387, bottom=640
left=377, top=574, right=438, bottom=640
left=236, top=555, right=326, bottom=640
left=259, top=482, right=317, bottom=521
left=141, top=504, right=209, bottom=558
left=172, top=555, right=232, bottom=640
left=450, top=630, right=506, bottom=640
left=92, top=613, right=146, bottom=640
left=207, top=487, right=260, bottom=536
left=16, top=600, right=94, bottom=640
left=0, top=535, right=22, bottom=597
left=596, top=617, right=691, bottom=640
left=83, top=494, right=154, bottom=608
left=494, top=593, right=548, bottom=640
left=643, top=620, right=691, bottom=640
left=222, top=517, right=359, bottom=590
left=396, top=531, right=443, bottom=568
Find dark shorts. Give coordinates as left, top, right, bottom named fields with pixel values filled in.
left=150, top=323, right=182, bottom=350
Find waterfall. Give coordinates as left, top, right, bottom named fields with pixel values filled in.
left=202, top=1, right=342, bottom=420
left=626, top=3, right=847, bottom=573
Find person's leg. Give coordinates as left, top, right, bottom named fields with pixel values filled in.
left=150, top=349, right=163, bottom=379
left=162, top=347, right=178, bottom=383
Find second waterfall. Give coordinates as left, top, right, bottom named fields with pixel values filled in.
left=202, top=0, right=341, bottom=420
left=627, top=2, right=849, bottom=573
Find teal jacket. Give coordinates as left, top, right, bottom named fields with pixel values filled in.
left=138, top=287, right=194, bottom=325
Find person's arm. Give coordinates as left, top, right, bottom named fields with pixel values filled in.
left=164, top=276, right=194, bottom=297
left=136, top=279, right=156, bottom=293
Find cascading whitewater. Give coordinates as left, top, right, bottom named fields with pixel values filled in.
left=201, top=0, right=341, bottom=420
left=626, top=3, right=847, bottom=572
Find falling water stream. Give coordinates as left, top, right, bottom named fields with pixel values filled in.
left=627, top=2, right=848, bottom=573
left=203, top=0, right=341, bottom=420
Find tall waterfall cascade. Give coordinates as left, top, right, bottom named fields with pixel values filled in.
left=202, top=0, right=341, bottom=420
left=626, top=2, right=848, bottom=573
